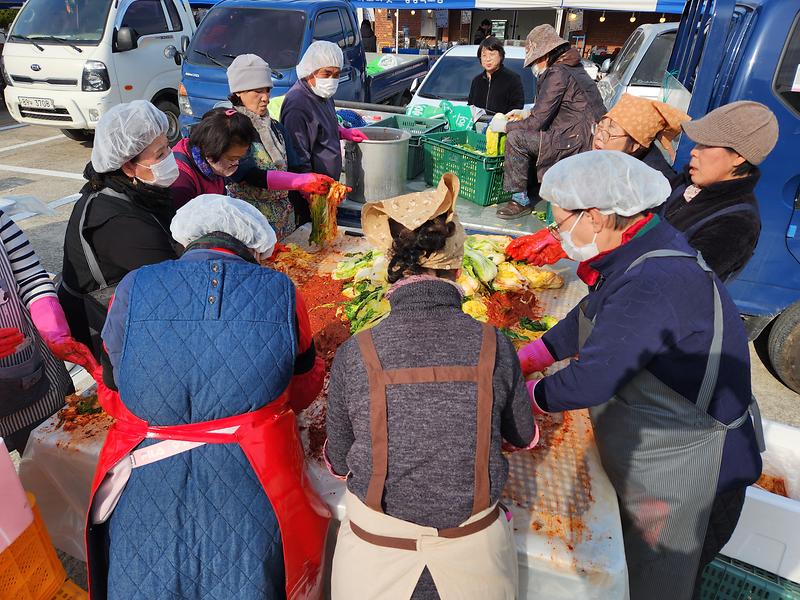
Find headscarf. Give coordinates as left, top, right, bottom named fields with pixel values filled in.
left=605, top=94, right=690, bottom=161
left=362, top=173, right=466, bottom=271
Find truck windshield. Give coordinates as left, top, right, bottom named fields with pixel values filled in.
left=189, top=7, right=306, bottom=71
left=608, top=30, right=644, bottom=79
left=9, top=0, right=112, bottom=45
left=630, top=31, right=677, bottom=87
left=417, top=56, right=535, bottom=103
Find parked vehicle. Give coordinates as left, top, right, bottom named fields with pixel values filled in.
left=407, top=44, right=537, bottom=112
left=1, top=0, right=196, bottom=143
left=178, top=0, right=431, bottom=130
left=668, top=0, right=800, bottom=393
left=597, top=22, right=679, bottom=108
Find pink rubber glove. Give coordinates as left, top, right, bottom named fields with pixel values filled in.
left=518, top=338, right=555, bottom=377
left=526, top=379, right=549, bottom=415
left=339, top=126, right=368, bottom=143
left=266, top=171, right=335, bottom=195
left=29, top=296, right=70, bottom=344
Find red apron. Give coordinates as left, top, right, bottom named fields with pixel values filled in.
left=85, top=383, right=331, bottom=599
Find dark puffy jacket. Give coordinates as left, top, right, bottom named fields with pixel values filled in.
left=467, top=65, right=525, bottom=115
left=507, top=48, right=605, bottom=180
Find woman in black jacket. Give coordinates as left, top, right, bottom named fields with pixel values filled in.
left=467, top=37, right=525, bottom=116
left=661, top=101, right=779, bottom=281
left=59, top=101, right=179, bottom=356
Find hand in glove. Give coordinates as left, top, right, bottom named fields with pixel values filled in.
left=47, top=338, right=100, bottom=375
left=339, top=126, right=368, bottom=143
left=517, top=339, right=555, bottom=377
left=506, top=229, right=567, bottom=266
left=0, top=327, right=24, bottom=359
left=506, top=108, right=531, bottom=122
left=266, top=171, right=335, bottom=195
left=488, top=113, right=508, bottom=133
left=29, top=296, right=70, bottom=344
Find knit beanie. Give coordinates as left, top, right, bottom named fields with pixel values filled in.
left=227, top=54, right=272, bottom=94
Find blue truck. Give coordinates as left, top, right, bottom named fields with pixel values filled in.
left=177, top=0, right=432, bottom=129
left=668, top=0, right=800, bottom=392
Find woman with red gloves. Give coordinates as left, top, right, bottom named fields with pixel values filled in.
left=223, top=54, right=337, bottom=239
left=0, top=210, right=85, bottom=453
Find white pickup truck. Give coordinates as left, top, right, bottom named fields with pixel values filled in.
left=1, top=0, right=196, bottom=143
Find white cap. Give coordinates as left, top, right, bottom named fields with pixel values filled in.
left=540, top=150, right=672, bottom=217
left=227, top=54, right=273, bottom=93
left=170, top=195, right=277, bottom=257
left=296, top=40, right=344, bottom=79
left=91, top=100, right=168, bottom=173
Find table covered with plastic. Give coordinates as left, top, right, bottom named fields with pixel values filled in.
left=19, top=227, right=629, bottom=599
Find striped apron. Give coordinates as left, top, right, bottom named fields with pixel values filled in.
left=331, top=323, right=518, bottom=600
left=0, top=240, right=71, bottom=447
left=582, top=249, right=763, bottom=600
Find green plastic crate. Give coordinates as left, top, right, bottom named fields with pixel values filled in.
left=368, top=115, right=446, bottom=179
left=699, top=556, right=800, bottom=600
left=421, top=130, right=512, bottom=207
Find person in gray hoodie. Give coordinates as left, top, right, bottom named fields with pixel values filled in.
left=325, top=174, right=536, bottom=600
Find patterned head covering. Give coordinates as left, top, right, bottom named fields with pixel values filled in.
left=605, top=94, right=691, bottom=160
left=362, top=173, right=466, bottom=271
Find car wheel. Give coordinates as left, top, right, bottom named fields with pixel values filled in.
left=155, top=99, right=181, bottom=146
left=60, top=128, right=94, bottom=142
left=768, top=301, right=800, bottom=394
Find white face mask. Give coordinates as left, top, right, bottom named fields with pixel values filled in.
left=559, top=211, right=599, bottom=262
left=137, top=152, right=179, bottom=187
left=311, top=77, right=339, bottom=98
left=531, top=64, right=545, bottom=77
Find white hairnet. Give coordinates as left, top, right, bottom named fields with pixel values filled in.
left=91, top=100, right=168, bottom=173
left=171, top=195, right=277, bottom=257
left=296, top=40, right=344, bottom=79
left=540, top=150, right=672, bottom=217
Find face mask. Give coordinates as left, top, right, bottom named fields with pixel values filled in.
left=137, top=152, right=179, bottom=187
left=559, top=211, right=599, bottom=262
left=531, top=64, right=545, bottom=77
left=311, top=77, right=339, bottom=98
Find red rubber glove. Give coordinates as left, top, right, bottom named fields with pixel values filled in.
left=47, top=338, right=100, bottom=375
left=0, top=327, right=24, bottom=359
left=339, top=126, right=368, bottom=143
left=506, top=229, right=568, bottom=266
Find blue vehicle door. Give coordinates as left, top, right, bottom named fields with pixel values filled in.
left=311, top=8, right=361, bottom=101
left=773, top=15, right=800, bottom=267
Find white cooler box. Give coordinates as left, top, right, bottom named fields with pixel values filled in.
left=721, top=419, right=800, bottom=584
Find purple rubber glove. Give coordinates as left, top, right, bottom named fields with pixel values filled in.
left=339, top=126, right=368, bottom=143
left=266, top=171, right=335, bottom=195
left=518, top=338, right=555, bottom=377
left=29, top=296, right=70, bottom=345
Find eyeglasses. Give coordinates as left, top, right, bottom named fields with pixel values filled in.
left=547, top=211, right=579, bottom=241
left=592, top=121, right=629, bottom=144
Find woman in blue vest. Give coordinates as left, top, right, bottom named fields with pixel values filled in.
left=88, top=195, right=329, bottom=599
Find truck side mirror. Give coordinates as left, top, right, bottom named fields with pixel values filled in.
left=410, top=77, right=419, bottom=93
left=165, top=45, right=181, bottom=66
left=600, top=58, right=612, bottom=74
left=181, top=35, right=190, bottom=55
left=115, top=27, right=138, bottom=52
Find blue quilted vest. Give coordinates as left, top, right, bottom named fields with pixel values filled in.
left=106, top=255, right=296, bottom=600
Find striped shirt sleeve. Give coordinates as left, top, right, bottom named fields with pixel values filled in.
left=0, top=211, right=56, bottom=308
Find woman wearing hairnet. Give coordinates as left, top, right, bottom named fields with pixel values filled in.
left=59, top=101, right=178, bottom=357
left=280, top=41, right=367, bottom=218
left=518, top=151, right=763, bottom=600
left=221, top=54, right=336, bottom=238
left=86, top=195, right=329, bottom=600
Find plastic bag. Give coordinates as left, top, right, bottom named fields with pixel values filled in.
left=405, top=104, right=446, bottom=119
left=441, top=100, right=475, bottom=132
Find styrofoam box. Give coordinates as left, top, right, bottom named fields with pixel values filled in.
left=721, top=419, right=800, bottom=584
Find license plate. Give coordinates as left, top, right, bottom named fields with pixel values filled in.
left=19, top=96, right=54, bottom=109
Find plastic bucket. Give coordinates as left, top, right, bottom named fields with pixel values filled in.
left=345, top=127, right=411, bottom=203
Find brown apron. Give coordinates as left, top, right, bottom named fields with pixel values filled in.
left=331, top=323, right=518, bottom=599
